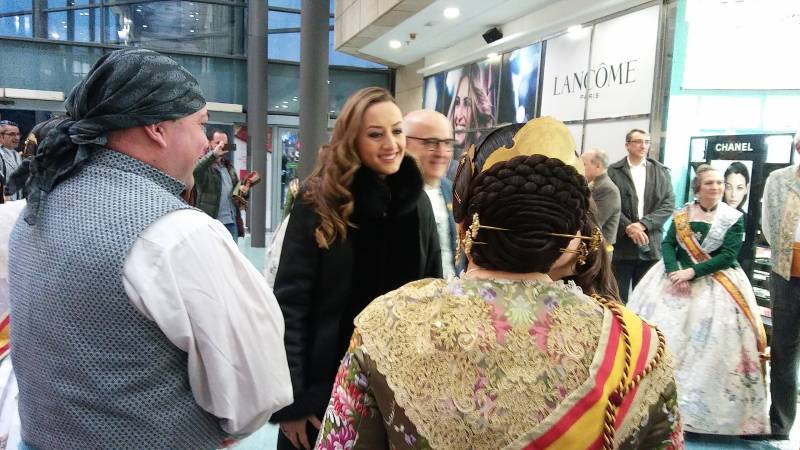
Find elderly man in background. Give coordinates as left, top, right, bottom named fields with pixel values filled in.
left=581, top=148, right=621, bottom=254
left=0, top=120, right=22, bottom=201
left=404, top=109, right=458, bottom=277
left=7, top=48, right=291, bottom=450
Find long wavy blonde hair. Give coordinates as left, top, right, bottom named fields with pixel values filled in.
left=305, top=87, right=398, bottom=249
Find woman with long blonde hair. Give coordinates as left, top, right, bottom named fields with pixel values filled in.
left=270, top=87, right=442, bottom=450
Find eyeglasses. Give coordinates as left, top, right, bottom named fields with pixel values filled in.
left=627, top=139, right=651, bottom=146
left=407, top=136, right=455, bottom=152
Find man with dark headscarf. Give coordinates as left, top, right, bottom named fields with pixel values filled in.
left=6, top=49, right=292, bottom=449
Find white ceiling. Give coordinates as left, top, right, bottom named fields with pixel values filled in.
left=355, top=0, right=561, bottom=66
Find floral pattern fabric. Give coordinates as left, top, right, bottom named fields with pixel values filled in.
left=629, top=219, right=769, bottom=435
left=316, top=278, right=683, bottom=449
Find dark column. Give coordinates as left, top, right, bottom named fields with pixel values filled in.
left=247, top=0, right=268, bottom=247
left=297, top=0, right=329, bottom=180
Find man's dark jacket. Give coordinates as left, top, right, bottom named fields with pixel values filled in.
left=607, top=156, right=675, bottom=261
left=590, top=172, right=621, bottom=246
left=270, top=155, right=442, bottom=425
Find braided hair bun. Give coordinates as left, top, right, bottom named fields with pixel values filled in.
left=454, top=122, right=590, bottom=273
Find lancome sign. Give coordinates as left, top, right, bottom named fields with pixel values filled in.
left=541, top=5, right=660, bottom=121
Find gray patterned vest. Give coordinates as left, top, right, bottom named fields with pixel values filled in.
left=9, top=150, right=226, bottom=449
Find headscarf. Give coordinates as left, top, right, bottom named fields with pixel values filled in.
left=9, top=48, right=206, bottom=224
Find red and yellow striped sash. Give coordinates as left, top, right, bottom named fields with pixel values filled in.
left=524, top=302, right=658, bottom=450
left=673, top=210, right=767, bottom=353
left=0, top=312, right=9, bottom=360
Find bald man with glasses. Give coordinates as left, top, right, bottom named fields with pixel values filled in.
left=0, top=121, right=21, bottom=201
left=404, top=109, right=458, bottom=277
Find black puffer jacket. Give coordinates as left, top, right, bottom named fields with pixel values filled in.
left=270, top=155, right=442, bottom=423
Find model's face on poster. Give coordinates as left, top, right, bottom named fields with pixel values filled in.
left=724, top=172, right=748, bottom=209
left=452, top=77, right=472, bottom=145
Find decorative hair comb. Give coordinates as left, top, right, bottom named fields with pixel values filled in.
left=547, top=227, right=603, bottom=266
left=456, top=212, right=509, bottom=266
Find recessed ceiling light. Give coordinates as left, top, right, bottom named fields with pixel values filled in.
left=567, top=25, right=583, bottom=34
left=443, top=7, right=460, bottom=19
left=487, top=52, right=499, bottom=59
left=389, top=39, right=402, bottom=49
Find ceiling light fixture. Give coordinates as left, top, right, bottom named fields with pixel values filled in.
left=443, top=7, right=460, bottom=19
left=487, top=52, right=499, bottom=59
left=567, top=25, right=583, bottom=34
left=389, top=39, right=402, bottom=49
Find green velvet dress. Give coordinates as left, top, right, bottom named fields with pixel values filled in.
left=661, top=217, right=743, bottom=277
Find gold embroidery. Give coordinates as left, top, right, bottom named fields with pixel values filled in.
left=615, top=349, right=677, bottom=446
left=355, top=278, right=605, bottom=449
left=777, top=191, right=800, bottom=279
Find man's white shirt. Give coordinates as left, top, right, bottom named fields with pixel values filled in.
left=627, top=156, right=647, bottom=221
left=123, top=208, right=292, bottom=437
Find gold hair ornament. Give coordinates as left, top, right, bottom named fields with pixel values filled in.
left=548, top=227, right=603, bottom=266
left=457, top=212, right=510, bottom=265
left=453, top=144, right=476, bottom=206
left=481, top=116, right=584, bottom=175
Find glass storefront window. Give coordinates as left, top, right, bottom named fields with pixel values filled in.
left=0, top=14, right=33, bottom=38
left=269, top=10, right=300, bottom=29
left=268, top=31, right=299, bottom=62
left=46, top=8, right=100, bottom=42
left=168, top=53, right=247, bottom=104
left=105, top=1, right=245, bottom=55
left=329, top=67, right=391, bottom=114
left=268, top=63, right=300, bottom=113
left=0, top=1, right=31, bottom=14
left=329, top=30, right=385, bottom=69
left=47, top=0, right=94, bottom=7
left=0, top=39, right=102, bottom=93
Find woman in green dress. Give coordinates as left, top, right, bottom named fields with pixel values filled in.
left=628, top=164, right=768, bottom=436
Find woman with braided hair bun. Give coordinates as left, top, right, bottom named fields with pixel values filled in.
left=315, top=117, right=684, bottom=450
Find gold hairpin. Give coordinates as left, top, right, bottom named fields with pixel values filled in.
left=548, top=227, right=603, bottom=265
left=560, top=243, right=589, bottom=265
left=459, top=212, right=510, bottom=264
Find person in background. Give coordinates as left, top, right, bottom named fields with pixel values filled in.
left=0, top=197, right=25, bottom=450
left=193, top=129, right=246, bottom=241
left=404, top=109, right=458, bottom=277
left=271, top=87, right=441, bottom=450
left=0, top=120, right=22, bottom=201
left=315, top=117, right=682, bottom=450
left=628, top=164, right=768, bottom=436
left=607, top=129, right=675, bottom=302
left=6, top=48, right=292, bottom=449
left=761, top=136, right=800, bottom=441
left=581, top=148, right=621, bottom=255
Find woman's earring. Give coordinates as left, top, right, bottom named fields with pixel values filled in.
left=560, top=241, right=589, bottom=265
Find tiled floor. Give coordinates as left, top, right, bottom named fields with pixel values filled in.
left=685, top=431, right=799, bottom=450
left=235, top=234, right=800, bottom=450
